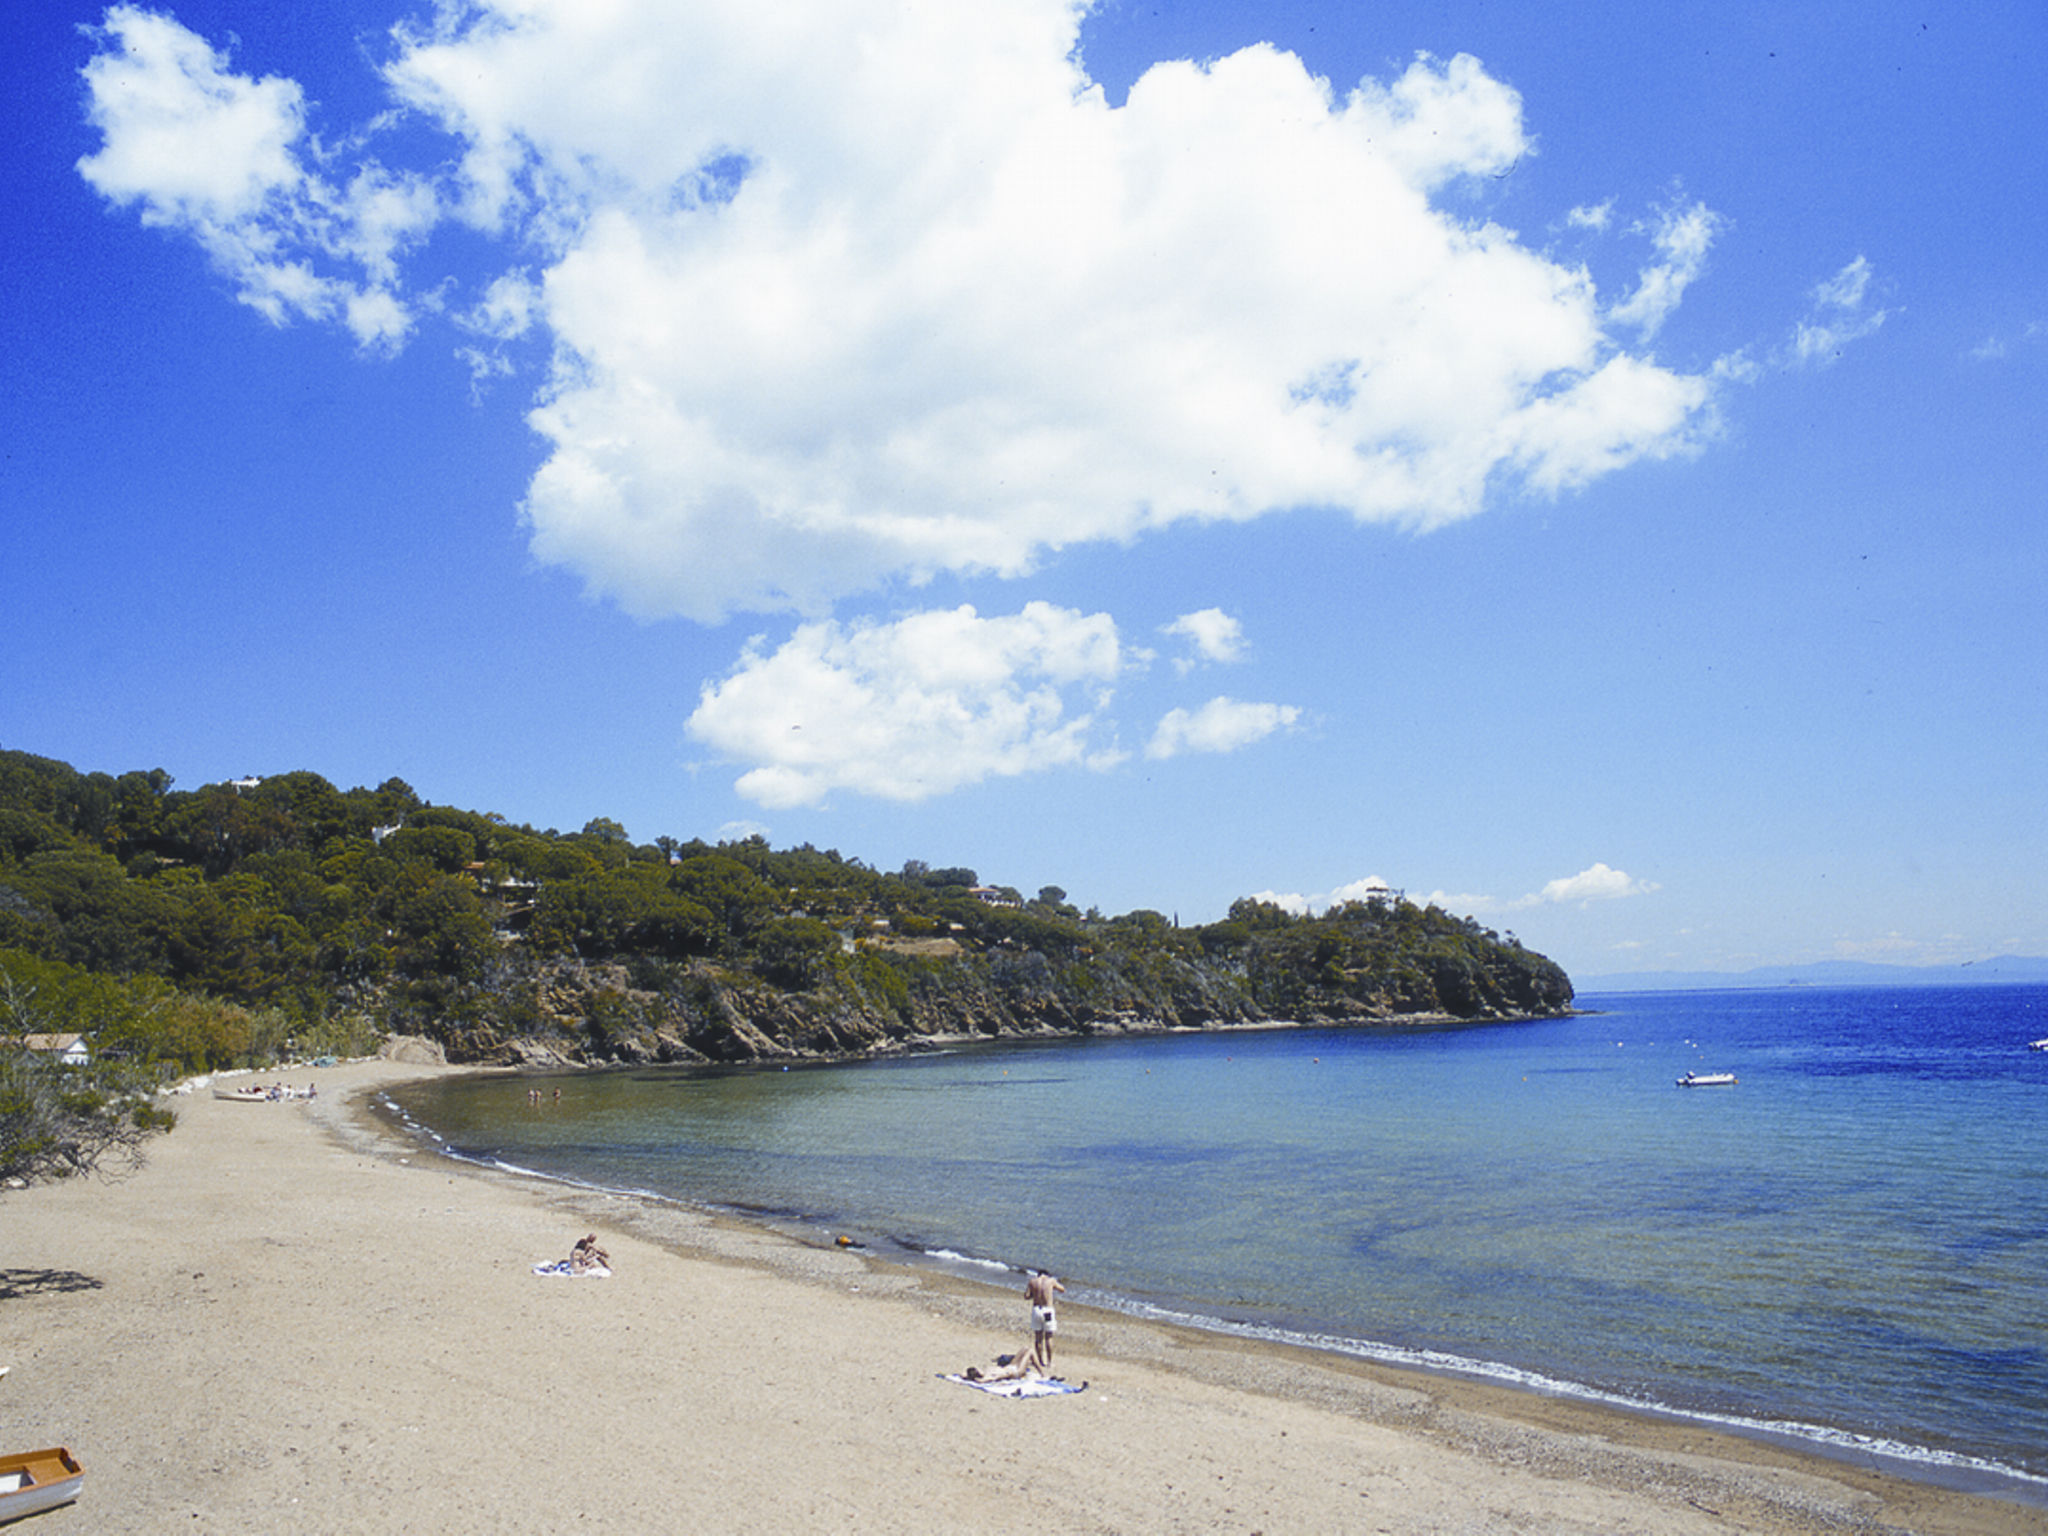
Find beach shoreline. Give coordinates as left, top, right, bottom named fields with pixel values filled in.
left=1, top=1057, right=2036, bottom=1534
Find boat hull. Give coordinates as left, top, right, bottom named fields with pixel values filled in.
left=1676, top=1072, right=1737, bottom=1087
left=0, top=1448, right=84, bottom=1524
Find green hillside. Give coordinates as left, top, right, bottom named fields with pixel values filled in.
left=1, top=747, right=1572, bottom=1080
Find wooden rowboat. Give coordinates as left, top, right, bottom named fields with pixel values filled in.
left=0, top=1447, right=84, bottom=1524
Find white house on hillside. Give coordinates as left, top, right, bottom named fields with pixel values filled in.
left=21, top=1033, right=90, bottom=1066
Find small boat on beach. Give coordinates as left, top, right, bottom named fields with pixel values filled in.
left=213, top=1083, right=316, bottom=1102
left=0, top=1447, right=84, bottom=1524
left=1677, top=1071, right=1737, bottom=1087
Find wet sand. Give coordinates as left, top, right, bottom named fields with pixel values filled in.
left=1, top=1058, right=2036, bottom=1534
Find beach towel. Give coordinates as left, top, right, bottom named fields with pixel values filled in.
left=939, top=1374, right=1087, bottom=1398
left=532, top=1260, right=611, bottom=1278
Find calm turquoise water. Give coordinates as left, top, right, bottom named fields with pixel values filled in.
left=384, top=985, right=2048, bottom=1498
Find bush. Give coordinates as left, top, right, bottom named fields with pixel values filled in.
left=752, top=917, right=843, bottom=990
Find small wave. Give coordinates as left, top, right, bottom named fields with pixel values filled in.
left=921, top=1247, right=1015, bottom=1275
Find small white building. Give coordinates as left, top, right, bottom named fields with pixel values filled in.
left=22, top=1033, right=90, bottom=1066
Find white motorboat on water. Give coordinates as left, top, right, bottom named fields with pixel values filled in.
left=2031, top=1038, right=2048, bottom=1052
left=1677, top=1071, right=1737, bottom=1087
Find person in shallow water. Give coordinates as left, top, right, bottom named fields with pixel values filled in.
left=1025, top=1270, right=1065, bottom=1369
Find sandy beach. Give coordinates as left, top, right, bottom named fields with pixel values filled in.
left=1, top=1058, right=2036, bottom=1535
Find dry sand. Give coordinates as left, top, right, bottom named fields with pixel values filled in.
left=2, top=1058, right=2038, bottom=1535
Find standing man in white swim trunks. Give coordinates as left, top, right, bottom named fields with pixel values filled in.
left=1025, top=1269, right=1066, bottom=1370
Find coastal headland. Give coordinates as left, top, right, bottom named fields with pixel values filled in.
left=2, top=1058, right=2032, bottom=1535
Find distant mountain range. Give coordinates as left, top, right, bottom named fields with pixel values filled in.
left=1576, top=955, right=2048, bottom=994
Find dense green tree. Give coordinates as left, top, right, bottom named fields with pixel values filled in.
left=531, top=866, right=715, bottom=958
left=671, top=854, right=777, bottom=946
left=752, top=916, right=843, bottom=989
left=384, top=824, right=478, bottom=873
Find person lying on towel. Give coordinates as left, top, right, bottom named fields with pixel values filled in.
left=963, top=1343, right=1045, bottom=1383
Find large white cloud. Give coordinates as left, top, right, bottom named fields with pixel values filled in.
left=80, top=1, right=1726, bottom=621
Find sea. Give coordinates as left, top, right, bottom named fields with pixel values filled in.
left=379, top=983, right=2048, bottom=1504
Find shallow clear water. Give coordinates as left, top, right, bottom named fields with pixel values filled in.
left=386, top=984, right=2048, bottom=1493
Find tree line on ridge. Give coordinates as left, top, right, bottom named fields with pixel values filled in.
left=0, top=747, right=1572, bottom=1180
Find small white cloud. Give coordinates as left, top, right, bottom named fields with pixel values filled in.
left=686, top=603, right=1129, bottom=807
left=461, top=270, right=541, bottom=343
left=1146, top=696, right=1300, bottom=759
left=1788, top=256, right=1888, bottom=368
left=343, top=286, right=413, bottom=350
left=1247, top=889, right=1313, bottom=916
left=1967, top=320, right=2043, bottom=363
left=1529, top=862, right=1659, bottom=906
left=1566, top=199, right=1614, bottom=232
left=1811, top=258, right=1873, bottom=311
left=1608, top=196, right=1722, bottom=339
left=76, top=7, right=307, bottom=229
left=1250, top=875, right=1403, bottom=915
left=456, top=269, right=542, bottom=386
left=456, top=344, right=516, bottom=392
left=76, top=6, right=426, bottom=351
left=1419, top=888, right=1499, bottom=913
left=1162, top=608, right=1245, bottom=674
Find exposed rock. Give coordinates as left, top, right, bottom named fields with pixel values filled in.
left=378, top=1034, right=447, bottom=1065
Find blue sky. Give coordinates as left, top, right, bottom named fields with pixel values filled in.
left=5, top=0, right=2044, bottom=980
